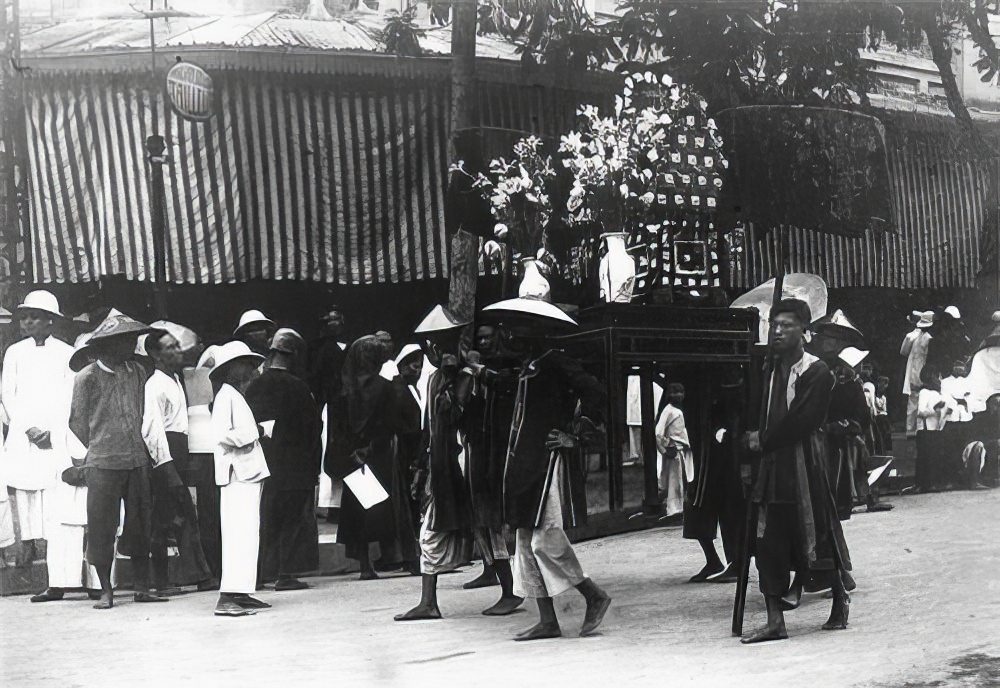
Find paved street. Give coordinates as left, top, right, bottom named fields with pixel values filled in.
left=1, top=489, right=998, bottom=688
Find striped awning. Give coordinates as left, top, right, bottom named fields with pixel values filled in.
left=23, top=72, right=452, bottom=285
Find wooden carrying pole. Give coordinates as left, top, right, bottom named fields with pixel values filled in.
left=732, top=228, right=786, bottom=636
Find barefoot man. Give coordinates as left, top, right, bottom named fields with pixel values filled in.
left=741, top=298, right=853, bottom=643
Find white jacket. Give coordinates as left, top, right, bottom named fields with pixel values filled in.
left=211, top=383, right=270, bottom=486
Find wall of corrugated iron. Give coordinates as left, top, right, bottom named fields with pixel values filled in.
left=730, top=119, right=995, bottom=291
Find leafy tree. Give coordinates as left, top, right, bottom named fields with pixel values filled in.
left=380, top=4, right=426, bottom=57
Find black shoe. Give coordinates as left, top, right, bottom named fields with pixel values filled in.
left=233, top=594, right=271, bottom=610
left=274, top=578, right=310, bottom=591
left=30, top=588, right=64, bottom=603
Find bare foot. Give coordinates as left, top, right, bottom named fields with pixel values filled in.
left=463, top=570, right=500, bottom=590
left=394, top=604, right=442, bottom=621
left=93, top=594, right=114, bottom=610
left=482, top=596, right=524, bottom=616
left=514, top=622, right=561, bottom=641
left=581, top=594, right=612, bottom=636
left=740, top=624, right=788, bottom=644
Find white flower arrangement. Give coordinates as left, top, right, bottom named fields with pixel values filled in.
left=452, top=135, right=557, bottom=271
left=559, top=71, right=727, bottom=235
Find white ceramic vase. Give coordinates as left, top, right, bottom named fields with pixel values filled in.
left=599, top=232, right=635, bottom=303
left=518, top=257, right=551, bottom=301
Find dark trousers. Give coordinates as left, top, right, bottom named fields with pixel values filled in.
left=754, top=503, right=806, bottom=597
left=86, top=465, right=153, bottom=590
left=682, top=457, right=744, bottom=562
left=175, top=452, right=222, bottom=579
left=151, top=459, right=213, bottom=586
left=258, top=483, right=319, bottom=581
left=916, top=430, right=952, bottom=491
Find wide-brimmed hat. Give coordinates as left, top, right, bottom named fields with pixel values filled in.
left=150, top=320, right=199, bottom=352
left=414, top=305, right=468, bottom=335
left=481, top=297, right=578, bottom=327
left=393, top=342, right=423, bottom=367
left=87, top=309, right=153, bottom=344
left=15, top=290, right=62, bottom=319
left=69, top=331, right=96, bottom=373
left=813, top=308, right=865, bottom=348
left=233, top=309, right=275, bottom=336
left=837, top=346, right=869, bottom=368
left=208, top=341, right=264, bottom=379
left=270, top=328, right=304, bottom=355
left=916, top=311, right=935, bottom=329
left=197, top=344, right=221, bottom=369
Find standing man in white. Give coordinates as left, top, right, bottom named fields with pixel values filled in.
left=1, top=291, right=74, bottom=581
left=209, top=341, right=271, bottom=617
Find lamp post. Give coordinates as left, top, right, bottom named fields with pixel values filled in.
left=145, top=133, right=168, bottom=318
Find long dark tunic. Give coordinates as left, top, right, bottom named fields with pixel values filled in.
left=385, top=377, right=422, bottom=563
left=826, top=378, right=871, bottom=519
left=463, top=365, right=518, bottom=530
left=504, top=350, right=605, bottom=530
left=752, top=356, right=851, bottom=573
left=245, top=369, right=323, bottom=490
left=309, top=337, right=347, bottom=478
left=245, top=368, right=323, bottom=577
left=332, top=376, right=398, bottom=555
left=420, top=368, right=473, bottom=533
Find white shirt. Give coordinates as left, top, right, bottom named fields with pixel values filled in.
left=917, top=388, right=954, bottom=431
left=146, top=369, right=190, bottom=435
left=654, top=403, right=694, bottom=482
left=380, top=359, right=399, bottom=381
left=626, top=375, right=663, bottom=426
left=941, top=375, right=973, bottom=423
left=211, top=383, right=270, bottom=486
left=902, top=331, right=931, bottom=395
left=0, top=336, right=74, bottom=490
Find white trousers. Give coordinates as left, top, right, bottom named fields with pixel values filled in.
left=220, top=479, right=263, bottom=594
left=0, top=496, right=13, bottom=548
left=13, top=488, right=44, bottom=540
left=513, top=459, right=586, bottom=599
left=658, top=457, right=684, bottom=516
left=44, top=522, right=99, bottom=589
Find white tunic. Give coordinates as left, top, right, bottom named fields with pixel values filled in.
left=655, top=403, right=694, bottom=482
left=146, top=369, right=189, bottom=435
left=0, top=336, right=74, bottom=491
left=211, top=383, right=270, bottom=486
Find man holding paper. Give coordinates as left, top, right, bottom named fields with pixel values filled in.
left=245, top=329, right=323, bottom=591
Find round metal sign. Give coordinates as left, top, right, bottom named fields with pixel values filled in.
left=166, top=61, right=214, bottom=122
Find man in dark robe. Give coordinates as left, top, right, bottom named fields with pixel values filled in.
left=245, top=329, right=322, bottom=591
left=384, top=344, right=424, bottom=575
left=310, top=307, right=348, bottom=524
left=459, top=323, right=524, bottom=614
left=484, top=298, right=611, bottom=641
left=826, top=358, right=873, bottom=520
left=395, top=306, right=476, bottom=621
left=681, top=368, right=747, bottom=584
left=741, top=298, right=853, bottom=644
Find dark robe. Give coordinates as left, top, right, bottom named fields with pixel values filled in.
left=463, top=364, right=518, bottom=531
left=682, top=389, right=745, bottom=562
left=383, top=377, right=422, bottom=564
left=245, top=368, right=323, bottom=578
left=752, top=354, right=851, bottom=596
left=332, top=375, right=397, bottom=557
left=309, top=337, right=347, bottom=479
left=504, top=350, right=605, bottom=530
left=825, top=378, right=872, bottom=520
left=420, top=368, right=473, bottom=533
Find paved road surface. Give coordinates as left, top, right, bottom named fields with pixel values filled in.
left=1, top=489, right=998, bottom=688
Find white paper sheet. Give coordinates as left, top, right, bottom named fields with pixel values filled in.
left=259, top=420, right=275, bottom=438
left=343, top=465, right=389, bottom=509
left=868, top=458, right=893, bottom=486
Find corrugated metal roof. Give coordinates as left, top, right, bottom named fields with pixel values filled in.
left=20, top=12, right=520, bottom=61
